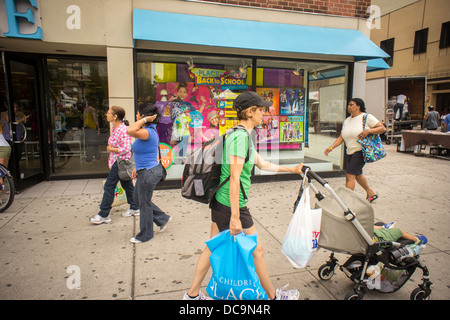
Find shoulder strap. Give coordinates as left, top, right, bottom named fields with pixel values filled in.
left=362, top=113, right=368, bottom=129
left=219, top=125, right=253, bottom=200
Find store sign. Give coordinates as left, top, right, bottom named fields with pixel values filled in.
left=192, top=67, right=248, bottom=90
left=1, top=0, right=43, bottom=39
left=158, top=143, right=174, bottom=169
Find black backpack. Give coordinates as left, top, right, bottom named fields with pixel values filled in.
left=181, top=125, right=251, bottom=204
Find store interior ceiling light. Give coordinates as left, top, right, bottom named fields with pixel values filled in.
left=239, top=60, right=248, bottom=74
left=187, top=57, right=194, bottom=70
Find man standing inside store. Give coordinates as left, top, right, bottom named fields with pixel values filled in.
left=84, top=101, right=101, bottom=162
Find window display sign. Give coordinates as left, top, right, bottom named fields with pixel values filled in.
left=256, top=88, right=279, bottom=115
left=280, top=88, right=305, bottom=115
left=256, top=87, right=305, bottom=148
left=189, top=66, right=248, bottom=91
left=279, top=116, right=303, bottom=143
left=255, top=116, right=279, bottom=145
left=158, top=143, right=174, bottom=169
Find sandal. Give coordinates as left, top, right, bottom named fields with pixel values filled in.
left=367, top=194, right=378, bottom=203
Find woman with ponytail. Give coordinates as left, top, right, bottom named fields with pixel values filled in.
left=90, top=106, right=139, bottom=224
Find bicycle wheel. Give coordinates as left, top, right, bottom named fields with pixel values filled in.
left=0, top=173, right=15, bottom=213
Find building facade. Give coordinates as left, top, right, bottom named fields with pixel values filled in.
left=368, top=0, right=450, bottom=120
left=0, top=0, right=388, bottom=190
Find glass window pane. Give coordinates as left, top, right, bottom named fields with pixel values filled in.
left=255, top=59, right=347, bottom=174
left=307, top=64, right=348, bottom=171
left=136, top=52, right=252, bottom=180
left=46, top=58, right=109, bottom=176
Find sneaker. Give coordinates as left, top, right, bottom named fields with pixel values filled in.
left=159, top=216, right=172, bottom=232
left=384, top=222, right=396, bottom=229
left=122, top=208, right=140, bottom=217
left=416, top=235, right=428, bottom=246
left=275, top=284, right=299, bottom=300
left=130, top=237, right=143, bottom=244
left=183, top=291, right=210, bottom=300
left=90, top=214, right=111, bottom=225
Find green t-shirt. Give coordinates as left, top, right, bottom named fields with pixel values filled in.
left=215, top=129, right=255, bottom=208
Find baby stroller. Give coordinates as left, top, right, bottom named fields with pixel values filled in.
left=297, top=167, right=432, bottom=300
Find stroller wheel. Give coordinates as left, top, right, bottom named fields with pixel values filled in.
left=410, top=287, right=431, bottom=300
left=318, top=264, right=335, bottom=281
left=344, top=290, right=363, bottom=300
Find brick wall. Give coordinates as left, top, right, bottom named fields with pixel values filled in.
left=193, top=0, right=371, bottom=18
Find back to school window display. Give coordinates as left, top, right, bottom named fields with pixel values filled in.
left=256, top=88, right=305, bottom=149
left=256, top=88, right=280, bottom=116
left=280, top=88, right=305, bottom=116
left=255, top=116, right=279, bottom=145
left=156, top=82, right=219, bottom=150
left=279, top=116, right=304, bottom=143
left=154, top=66, right=306, bottom=157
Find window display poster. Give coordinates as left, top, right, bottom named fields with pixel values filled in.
left=155, top=82, right=220, bottom=148
left=256, top=88, right=279, bottom=115
left=255, top=116, right=279, bottom=145
left=279, top=116, right=303, bottom=143
left=219, top=118, right=239, bottom=135
left=279, top=88, right=304, bottom=116
left=158, top=143, right=174, bottom=169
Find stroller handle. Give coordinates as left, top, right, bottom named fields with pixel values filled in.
left=301, top=166, right=328, bottom=187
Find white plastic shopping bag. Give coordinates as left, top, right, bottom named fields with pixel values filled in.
left=282, top=185, right=322, bottom=268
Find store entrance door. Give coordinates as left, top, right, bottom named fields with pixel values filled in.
left=2, top=53, right=45, bottom=190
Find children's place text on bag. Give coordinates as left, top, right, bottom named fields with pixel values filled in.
left=208, top=276, right=266, bottom=300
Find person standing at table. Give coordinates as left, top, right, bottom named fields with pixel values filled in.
left=424, top=106, right=440, bottom=130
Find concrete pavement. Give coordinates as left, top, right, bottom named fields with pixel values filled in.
left=0, top=144, right=448, bottom=300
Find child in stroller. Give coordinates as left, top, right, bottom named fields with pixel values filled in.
left=298, top=167, right=432, bottom=300
left=373, top=223, right=427, bottom=247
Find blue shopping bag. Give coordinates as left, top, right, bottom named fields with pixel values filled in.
left=206, top=230, right=268, bottom=300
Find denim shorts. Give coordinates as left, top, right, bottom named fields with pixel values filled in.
left=210, top=199, right=254, bottom=232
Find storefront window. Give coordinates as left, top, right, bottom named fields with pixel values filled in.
left=136, top=52, right=348, bottom=180
left=136, top=53, right=252, bottom=179
left=306, top=63, right=348, bottom=170
left=252, top=60, right=306, bottom=176
left=46, top=58, right=109, bottom=176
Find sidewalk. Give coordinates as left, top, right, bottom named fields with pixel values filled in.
left=0, top=144, right=448, bottom=300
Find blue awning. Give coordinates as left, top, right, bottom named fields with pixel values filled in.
left=366, top=58, right=391, bottom=72
left=133, top=9, right=389, bottom=61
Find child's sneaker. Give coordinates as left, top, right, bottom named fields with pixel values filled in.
left=384, top=222, right=396, bottom=229
left=275, top=284, right=299, bottom=300
left=90, top=214, right=111, bottom=225
left=415, top=235, right=428, bottom=247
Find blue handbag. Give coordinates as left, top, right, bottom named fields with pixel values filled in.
left=357, top=114, right=387, bottom=163
left=206, top=230, right=268, bottom=300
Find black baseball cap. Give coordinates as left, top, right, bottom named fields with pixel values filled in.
left=233, top=91, right=272, bottom=112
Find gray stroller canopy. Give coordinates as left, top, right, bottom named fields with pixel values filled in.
left=316, top=187, right=374, bottom=255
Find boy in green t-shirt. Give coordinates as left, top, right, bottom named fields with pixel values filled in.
left=184, top=91, right=305, bottom=301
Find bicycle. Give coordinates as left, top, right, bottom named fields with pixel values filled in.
left=0, top=163, right=15, bottom=212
